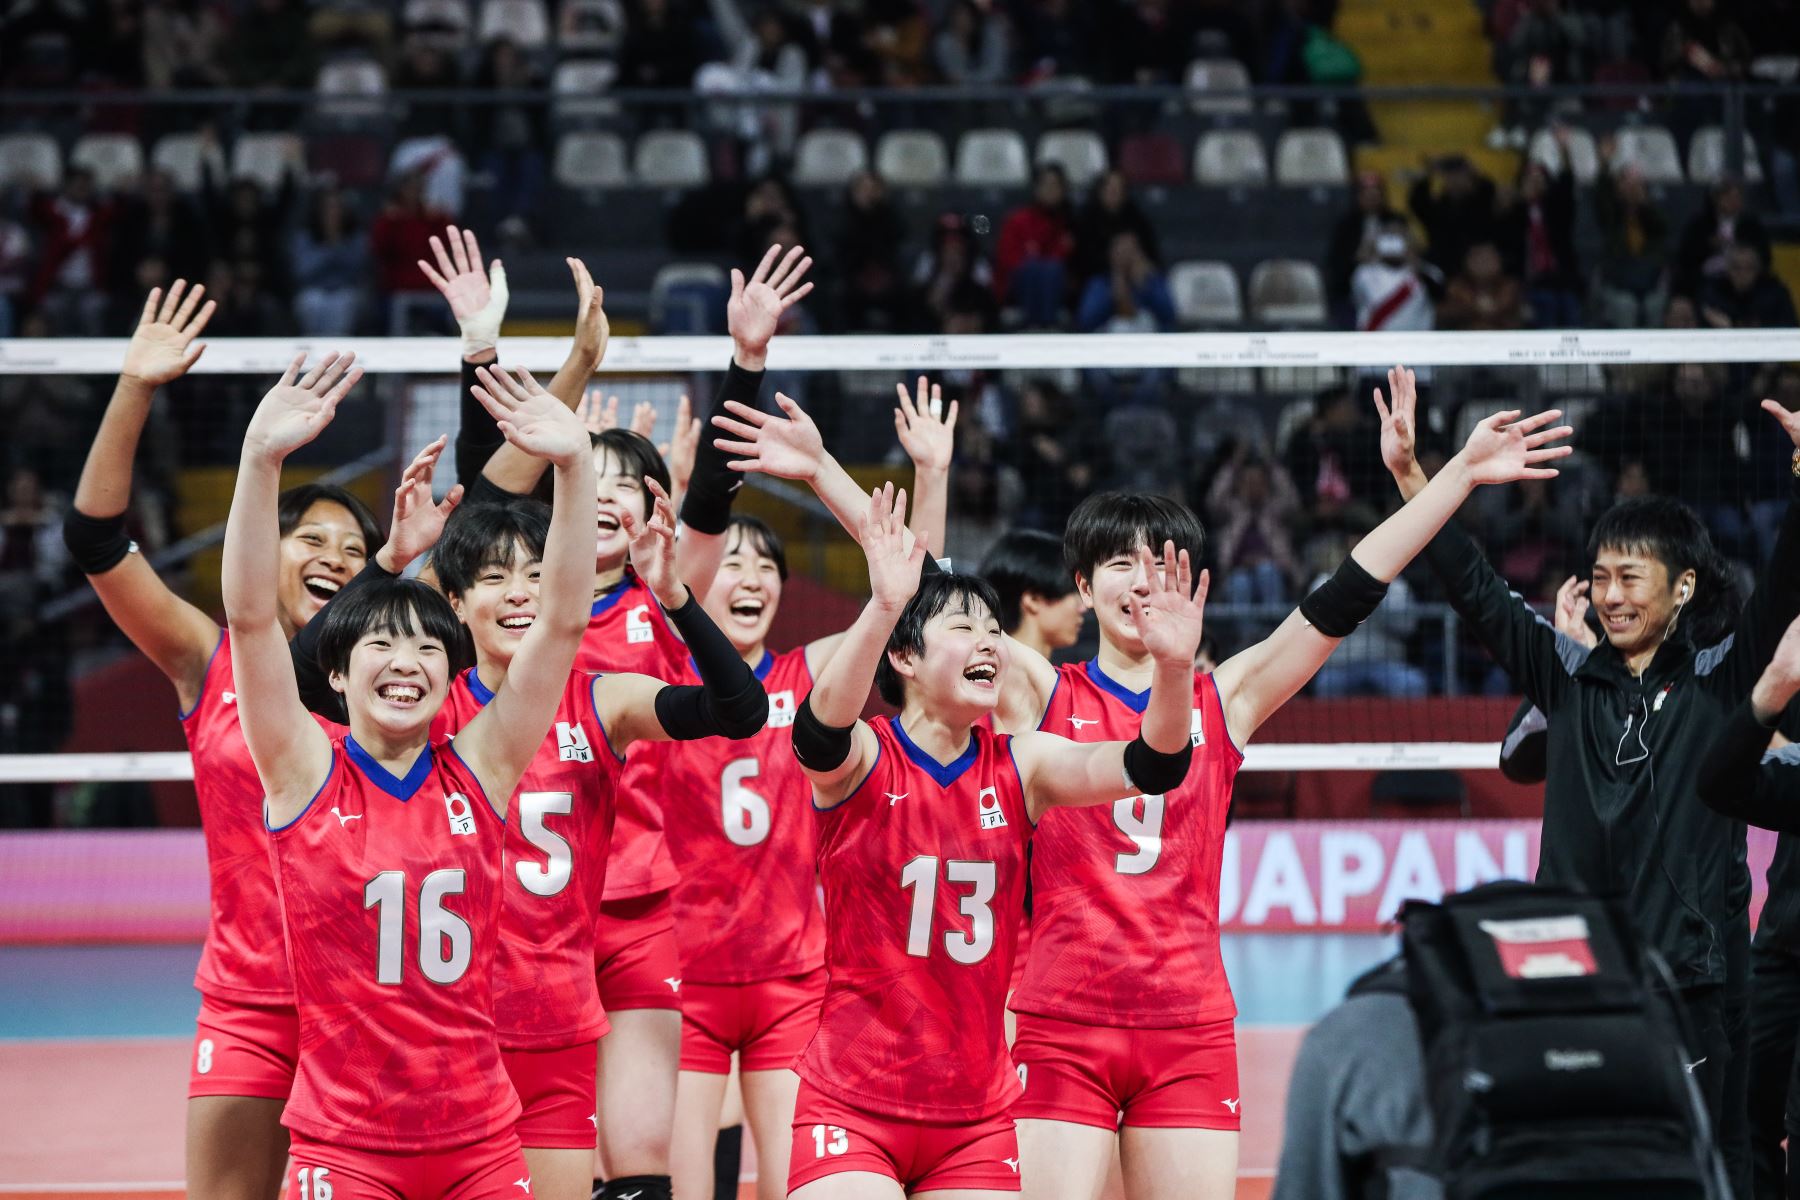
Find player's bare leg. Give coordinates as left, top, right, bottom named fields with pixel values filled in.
left=186, top=1095, right=288, bottom=1200
left=788, top=1171, right=903, bottom=1200
left=598, top=1009, right=682, bottom=1173
left=916, top=1190, right=1031, bottom=1200
left=741, top=1069, right=802, bottom=1200
left=527, top=1147, right=601, bottom=1200
left=1099, top=1145, right=1125, bottom=1200
left=673, top=1070, right=731, bottom=1200
left=1016, top=1119, right=1113, bottom=1200
left=1117, top=1127, right=1236, bottom=1200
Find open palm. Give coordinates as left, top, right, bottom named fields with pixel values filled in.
left=862, top=483, right=927, bottom=610
left=567, top=256, right=609, bottom=366
left=122, top=281, right=215, bottom=386
left=894, top=376, right=958, bottom=472
left=623, top=477, right=684, bottom=607
left=245, top=353, right=361, bottom=460
left=728, top=244, right=814, bottom=356
left=419, top=225, right=501, bottom=320
left=712, top=394, right=824, bottom=481
left=1371, top=365, right=1418, bottom=481
left=1128, top=542, right=1209, bottom=666
left=1460, top=409, right=1574, bottom=486
left=472, top=366, right=589, bottom=467
left=388, top=436, right=463, bottom=569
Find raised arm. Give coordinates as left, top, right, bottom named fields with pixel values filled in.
left=893, top=375, right=956, bottom=555
left=1698, top=616, right=1800, bottom=832
left=225, top=354, right=362, bottom=817
left=418, top=225, right=510, bottom=484
left=453, top=368, right=596, bottom=811
left=796, top=485, right=927, bottom=805
left=1716, top=401, right=1800, bottom=695
left=1013, top=544, right=1205, bottom=822
left=65, top=283, right=221, bottom=710
left=1213, top=368, right=1574, bottom=742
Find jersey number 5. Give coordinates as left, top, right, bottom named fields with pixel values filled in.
left=900, top=856, right=996, bottom=963
left=722, top=757, right=772, bottom=847
left=517, top=790, right=574, bottom=897
left=364, top=869, right=472, bottom=985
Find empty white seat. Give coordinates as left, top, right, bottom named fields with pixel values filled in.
left=1526, top=125, right=1600, bottom=184
left=793, top=129, right=868, bottom=187
left=1609, top=125, right=1684, bottom=185
left=1687, top=126, right=1764, bottom=184
left=1274, top=128, right=1349, bottom=187
left=633, top=130, right=708, bottom=188
left=1035, top=130, right=1107, bottom=190
left=874, top=130, right=947, bottom=187
left=0, top=133, right=61, bottom=190
left=476, top=0, right=548, bottom=46
left=551, top=59, right=619, bottom=118
left=1185, top=57, right=1252, bottom=115
left=954, top=129, right=1030, bottom=188
left=1248, top=259, right=1327, bottom=326
left=151, top=133, right=214, bottom=191
left=1751, top=55, right=1800, bottom=83
left=650, top=262, right=728, bottom=331
left=69, top=133, right=143, bottom=190
left=553, top=130, right=629, bottom=188
left=231, top=133, right=303, bottom=189
left=404, top=0, right=471, bottom=46
left=316, top=60, right=387, bottom=119
left=1168, top=260, right=1243, bottom=326
left=1194, top=130, right=1268, bottom=187
left=558, top=0, right=624, bottom=50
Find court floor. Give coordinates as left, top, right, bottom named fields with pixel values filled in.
left=0, top=933, right=1394, bottom=1199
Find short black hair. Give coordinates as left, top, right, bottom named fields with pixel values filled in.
left=314, top=575, right=473, bottom=679
left=980, top=530, right=1073, bottom=632
left=1588, top=496, right=1741, bottom=646
left=875, top=572, right=1002, bottom=707
left=279, top=482, right=381, bottom=550
left=432, top=499, right=551, bottom=598
left=1063, top=491, right=1206, bottom=587
left=592, top=428, right=672, bottom=497
left=724, top=514, right=788, bottom=580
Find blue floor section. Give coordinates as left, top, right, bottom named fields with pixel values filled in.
left=0, top=934, right=1396, bottom=1040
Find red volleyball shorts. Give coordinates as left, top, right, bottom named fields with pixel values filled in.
left=189, top=994, right=299, bottom=1100
left=595, top=891, right=683, bottom=1013
left=286, top=1129, right=530, bottom=1199
left=787, top=1079, right=1021, bottom=1193
left=1009, top=1012, right=1241, bottom=1130
left=502, top=1039, right=600, bottom=1149
left=679, top=967, right=826, bottom=1075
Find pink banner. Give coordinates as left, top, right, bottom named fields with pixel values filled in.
left=0, top=823, right=1784, bottom=941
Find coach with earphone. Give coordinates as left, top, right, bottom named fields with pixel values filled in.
left=1375, top=365, right=1800, bottom=1199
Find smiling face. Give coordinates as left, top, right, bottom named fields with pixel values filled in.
left=889, top=594, right=1010, bottom=716
left=703, top=525, right=785, bottom=655
left=593, top=447, right=651, bottom=569
left=332, top=624, right=452, bottom=743
left=278, top=500, right=370, bottom=634
left=1590, top=547, right=1691, bottom=660
left=1076, top=542, right=1162, bottom=657
left=448, top=536, right=541, bottom=672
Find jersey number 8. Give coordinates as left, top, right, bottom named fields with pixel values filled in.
left=364, top=869, right=472, bottom=985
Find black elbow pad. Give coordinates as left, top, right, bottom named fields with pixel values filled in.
left=793, top=695, right=854, bottom=772
left=63, top=509, right=134, bottom=575
left=1300, top=555, right=1389, bottom=638
left=1122, top=733, right=1193, bottom=795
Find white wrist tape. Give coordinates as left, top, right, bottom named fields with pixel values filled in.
left=459, top=262, right=509, bottom=357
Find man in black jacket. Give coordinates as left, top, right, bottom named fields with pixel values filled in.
left=1376, top=364, right=1800, bottom=1198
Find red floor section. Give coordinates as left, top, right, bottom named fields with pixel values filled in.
left=0, top=1030, right=1304, bottom=1196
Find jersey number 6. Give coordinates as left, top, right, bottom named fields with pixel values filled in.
left=722, top=757, right=772, bottom=847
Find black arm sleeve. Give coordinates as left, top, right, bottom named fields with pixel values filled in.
left=1696, top=698, right=1800, bottom=832
left=1420, top=518, right=1569, bottom=712
left=679, top=361, right=765, bottom=535
left=463, top=473, right=533, bottom=508
left=454, top=356, right=506, bottom=486
left=290, top=559, right=398, bottom=723
left=1719, top=474, right=1800, bottom=697
left=650, top=593, right=768, bottom=740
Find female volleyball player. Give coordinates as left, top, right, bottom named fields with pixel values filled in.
left=222, top=352, right=589, bottom=1197
left=784, top=482, right=1207, bottom=1199
left=662, top=378, right=956, bottom=1200
left=715, top=388, right=1576, bottom=1200
left=62, top=283, right=382, bottom=1200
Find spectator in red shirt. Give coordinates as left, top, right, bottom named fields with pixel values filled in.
left=29, top=167, right=113, bottom=335
left=994, top=163, right=1075, bottom=327
left=368, top=171, right=450, bottom=333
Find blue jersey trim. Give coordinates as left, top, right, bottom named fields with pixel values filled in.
left=590, top=576, right=634, bottom=619
left=1035, top=670, right=1063, bottom=732
left=179, top=629, right=228, bottom=722
left=345, top=735, right=435, bottom=801
left=1005, top=736, right=1038, bottom=829
left=686, top=648, right=774, bottom=682
left=586, top=672, right=628, bottom=765
left=892, top=718, right=980, bottom=788
left=465, top=666, right=497, bottom=706
left=1085, top=658, right=1150, bottom=714
left=446, top=738, right=503, bottom=824
left=817, top=738, right=882, bottom=811
left=267, top=749, right=339, bottom=833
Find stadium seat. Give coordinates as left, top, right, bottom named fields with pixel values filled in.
left=1117, top=133, right=1187, bottom=187
left=793, top=129, right=868, bottom=188
left=1608, top=125, right=1684, bottom=185
left=0, top=133, right=61, bottom=190
left=68, top=133, right=143, bottom=191
left=1526, top=126, right=1600, bottom=185
left=231, top=133, right=303, bottom=190
left=1687, top=126, right=1764, bottom=185
left=557, top=0, right=624, bottom=51
left=1035, top=130, right=1108, bottom=190
left=1168, top=260, right=1243, bottom=326
left=650, top=262, right=728, bottom=333
left=874, top=130, right=948, bottom=187
left=954, top=129, right=1031, bottom=188
left=633, top=130, right=709, bottom=188
left=150, top=133, right=215, bottom=191
left=475, top=0, right=549, bottom=46
left=1184, top=57, right=1253, bottom=115
left=1194, top=130, right=1269, bottom=187
left=1248, top=259, right=1327, bottom=326
left=553, top=130, right=630, bottom=189
left=1274, top=128, right=1349, bottom=187
left=404, top=0, right=472, bottom=45
left=316, top=59, right=387, bottom=120
left=1751, top=55, right=1800, bottom=83
left=551, top=58, right=619, bottom=119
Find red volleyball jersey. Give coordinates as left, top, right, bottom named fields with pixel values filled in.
left=437, top=668, right=620, bottom=1048
left=269, top=736, right=519, bottom=1152
left=1011, top=660, right=1243, bottom=1028
left=802, top=718, right=1031, bottom=1122
left=576, top=572, right=681, bottom=899
left=184, top=631, right=334, bottom=1004
left=658, top=648, right=824, bottom=984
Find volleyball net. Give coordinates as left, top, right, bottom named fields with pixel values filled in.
left=0, top=327, right=1794, bottom=806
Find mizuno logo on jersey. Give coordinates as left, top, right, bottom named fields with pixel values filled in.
left=445, top=792, right=476, bottom=836
left=664, top=976, right=682, bottom=993
left=978, top=785, right=1007, bottom=830
left=886, top=792, right=907, bottom=806
left=221, top=691, right=236, bottom=705
left=1068, top=715, right=1097, bottom=730
left=1222, top=1098, right=1240, bottom=1113
left=556, top=721, right=593, bottom=763
left=513, top=1177, right=532, bottom=1194
left=1003, top=1158, right=1020, bottom=1174
left=330, top=807, right=362, bottom=827
left=768, top=690, right=796, bottom=728
left=625, top=604, right=653, bottom=644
